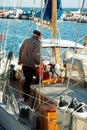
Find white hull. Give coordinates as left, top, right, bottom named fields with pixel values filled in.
left=73, top=112, right=87, bottom=130
left=56, top=96, right=87, bottom=130
left=56, top=107, right=87, bottom=130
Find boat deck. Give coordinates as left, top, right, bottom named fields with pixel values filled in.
left=3, top=70, right=87, bottom=130
left=9, top=73, right=87, bottom=108
left=31, top=81, right=87, bottom=106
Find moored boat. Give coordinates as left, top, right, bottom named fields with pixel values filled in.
left=0, top=0, right=87, bottom=130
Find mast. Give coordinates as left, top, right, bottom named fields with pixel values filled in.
left=34, top=0, right=63, bottom=65
left=51, top=0, right=61, bottom=65
left=51, top=0, right=57, bottom=38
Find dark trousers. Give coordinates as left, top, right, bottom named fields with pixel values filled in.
left=22, top=66, right=39, bottom=101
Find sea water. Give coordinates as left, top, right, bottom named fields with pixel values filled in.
left=0, top=7, right=87, bottom=58
left=0, top=19, right=87, bottom=57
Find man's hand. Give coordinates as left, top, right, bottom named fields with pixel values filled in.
left=18, top=60, right=21, bottom=65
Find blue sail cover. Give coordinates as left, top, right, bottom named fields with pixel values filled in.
left=35, top=0, right=63, bottom=21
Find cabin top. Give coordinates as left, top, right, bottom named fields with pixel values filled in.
left=42, top=39, right=84, bottom=49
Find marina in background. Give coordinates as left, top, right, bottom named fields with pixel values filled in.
left=0, top=7, right=87, bottom=22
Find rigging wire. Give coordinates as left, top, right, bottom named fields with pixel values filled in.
left=34, top=0, right=64, bottom=107
left=3, top=72, right=86, bottom=112
left=15, top=0, right=22, bottom=7
left=13, top=0, right=37, bottom=58
left=4, top=21, right=10, bottom=55
left=38, top=0, right=44, bottom=105
left=14, top=21, right=33, bottom=57
left=0, top=0, right=86, bottom=122
left=8, top=0, right=23, bottom=54
left=0, top=1, right=36, bottom=113
left=65, top=0, right=86, bottom=96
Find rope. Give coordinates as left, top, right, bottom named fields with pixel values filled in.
left=4, top=21, right=10, bottom=57
left=37, top=0, right=44, bottom=106
left=36, top=0, right=63, bottom=106
left=10, top=21, right=21, bottom=52
left=7, top=76, right=86, bottom=108
left=14, top=21, right=33, bottom=57
left=65, top=0, right=86, bottom=97
left=3, top=51, right=13, bottom=74
left=6, top=82, right=56, bottom=107
left=1, top=73, right=87, bottom=121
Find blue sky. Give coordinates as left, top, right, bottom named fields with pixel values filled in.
left=0, top=0, right=87, bottom=8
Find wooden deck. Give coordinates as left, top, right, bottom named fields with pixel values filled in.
left=9, top=77, right=87, bottom=109
left=8, top=75, right=87, bottom=130
left=31, top=80, right=87, bottom=105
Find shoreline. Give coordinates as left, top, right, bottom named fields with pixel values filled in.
left=62, top=11, right=87, bottom=23
left=0, top=8, right=87, bottom=23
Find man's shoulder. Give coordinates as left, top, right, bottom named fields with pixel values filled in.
left=23, top=38, right=33, bottom=44
left=24, top=38, right=31, bottom=41
left=24, top=37, right=40, bottom=45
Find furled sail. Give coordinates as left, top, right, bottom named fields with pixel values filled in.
left=34, top=0, right=63, bottom=20
left=34, top=0, right=63, bottom=64
left=34, top=0, right=63, bottom=38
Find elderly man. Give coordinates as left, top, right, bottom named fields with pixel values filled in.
left=18, top=30, right=41, bottom=103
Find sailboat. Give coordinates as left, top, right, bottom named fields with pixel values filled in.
left=0, top=0, right=87, bottom=130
